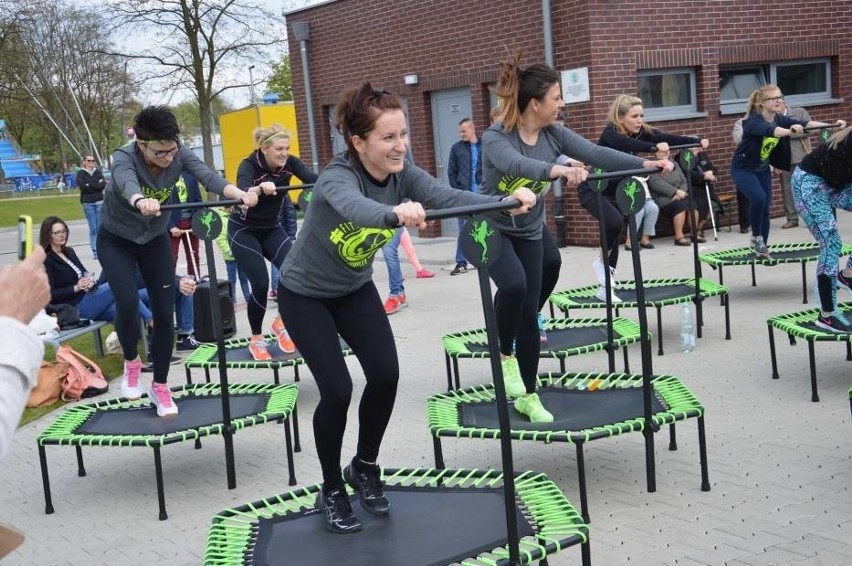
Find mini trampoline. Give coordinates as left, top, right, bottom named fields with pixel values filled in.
left=427, top=372, right=710, bottom=523
left=37, top=382, right=299, bottom=520
left=204, top=467, right=590, bottom=565
left=700, top=242, right=852, bottom=304
left=442, top=317, right=644, bottom=390
left=184, top=334, right=352, bottom=386
left=766, top=302, right=852, bottom=402
left=548, top=277, right=731, bottom=355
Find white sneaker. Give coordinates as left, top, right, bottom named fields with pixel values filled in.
left=595, top=286, right=622, bottom=303
left=592, top=257, right=606, bottom=286
left=609, top=266, right=619, bottom=288
left=120, top=359, right=143, bottom=400
left=148, top=384, right=179, bottom=417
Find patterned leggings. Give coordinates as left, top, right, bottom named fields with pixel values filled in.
left=791, top=168, right=852, bottom=312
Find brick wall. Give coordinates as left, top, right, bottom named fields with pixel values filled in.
left=287, top=0, right=852, bottom=244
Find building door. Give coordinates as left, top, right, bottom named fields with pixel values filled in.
left=327, top=105, right=346, bottom=157
left=430, top=88, right=471, bottom=237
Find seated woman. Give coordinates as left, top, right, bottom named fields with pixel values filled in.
left=647, top=149, right=702, bottom=246
left=678, top=146, right=719, bottom=241
left=41, top=216, right=152, bottom=326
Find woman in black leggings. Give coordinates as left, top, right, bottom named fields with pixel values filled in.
left=278, top=83, right=535, bottom=534
left=100, top=106, right=258, bottom=417
left=232, top=124, right=318, bottom=361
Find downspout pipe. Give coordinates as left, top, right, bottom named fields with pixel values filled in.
left=543, top=0, right=568, bottom=246
left=292, top=21, right=320, bottom=173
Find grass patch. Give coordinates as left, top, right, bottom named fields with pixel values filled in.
left=19, top=324, right=126, bottom=427
left=0, top=194, right=84, bottom=228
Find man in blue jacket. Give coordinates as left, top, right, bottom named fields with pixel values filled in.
left=447, top=118, right=482, bottom=275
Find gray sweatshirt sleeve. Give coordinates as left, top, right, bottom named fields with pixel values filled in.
left=111, top=147, right=143, bottom=201
left=317, top=164, right=397, bottom=227
left=554, top=126, right=647, bottom=171
left=402, top=165, right=502, bottom=210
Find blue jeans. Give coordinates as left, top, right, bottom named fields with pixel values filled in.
left=175, top=290, right=194, bottom=334
left=83, top=201, right=103, bottom=257
left=78, top=282, right=152, bottom=324
left=227, top=260, right=252, bottom=303
left=730, top=167, right=772, bottom=243
left=454, top=218, right=467, bottom=264
left=381, top=227, right=404, bottom=296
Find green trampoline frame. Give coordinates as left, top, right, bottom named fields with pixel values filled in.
left=699, top=242, right=852, bottom=305
left=767, top=302, right=852, bottom=402
left=183, top=333, right=353, bottom=385
left=37, top=382, right=299, bottom=521
left=205, top=467, right=591, bottom=566
left=548, top=277, right=730, bottom=355
left=427, top=372, right=710, bottom=523
left=442, top=317, right=644, bottom=390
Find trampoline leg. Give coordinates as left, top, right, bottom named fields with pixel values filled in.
left=750, top=262, right=756, bottom=287
left=696, top=299, right=704, bottom=339
left=433, top=436, right=445, bottom=469
left=581, top=539, right=592, bottom=566
left=452, top=358, right=461, bottom=390
left=284, top=417, right=297, bottom=486
left=801, top=263, right=808, bottom=304
left=38, top=445, right=54, bottom=515
left=668, top=423, right=677, bottom=451
left=768, top=325, right=780, bottom=380
left=698, top=416, right=711, bottom=491
left=444, top=352, right=453, bottom=391
left=724, top=295, right=731, bottom=340
left=644, top=428, right=657, bottom=494
left=152, top=446, right=168, bottom=521
left=718, top=266, right=725, bottom=307
left=194, top=438, right=202, bottom=450
left=294, top=365, right=300, bottom=383
left=185, top=366, right=193, bottom=385
left=808, top=341, right=819, bottom=402
left=204, top=367, right=211, bottom=384
left=622, top=346, right=630, bottom=373
left=292, top=403, right=301, bottom=452
left=559, top=357, right=566, bottom=374
left=75, top=445, right=86, bottom=477
left=656, top=308, right=664, bottom=356
left=847, top=341, right=851, bottom=361
left=549, top=301, right=555, bottom=319
left=575, top=443, right=590, bottom=524
left=273, top=367, right=280, bottom=385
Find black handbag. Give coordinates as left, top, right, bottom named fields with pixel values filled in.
left=45, top=303, right=91, bottom=330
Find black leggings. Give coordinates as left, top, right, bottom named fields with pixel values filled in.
left=278, top=281, right=399, bottom=489
left=228, top=218, right=292, bottom=335
left=97, top=229, right=175, bottom=384
left=540, top=227, right=562, bottom=311
left=489, top=234, right=543, bottom=394
left=579, top=187, right=623, bottom=269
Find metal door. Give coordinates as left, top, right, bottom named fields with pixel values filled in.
left=430, top=88, right=471, bottom=236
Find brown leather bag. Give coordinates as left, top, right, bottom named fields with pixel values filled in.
left=26, top=360, right=69, bottom=408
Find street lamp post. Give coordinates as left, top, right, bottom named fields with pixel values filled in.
left=248, top=65, right=257, bottom=104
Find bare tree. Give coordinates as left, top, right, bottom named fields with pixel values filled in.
left=103, top=0, right=286, bottom=166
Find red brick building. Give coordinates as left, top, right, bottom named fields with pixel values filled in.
left=285, top=0, right=851, bottom=245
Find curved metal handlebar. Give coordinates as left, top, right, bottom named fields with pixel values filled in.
left=587, top=167, right=661, bottom=181
left=382, top=198, right=522, bottom=227
left=802, top=123, right=844, bottom=132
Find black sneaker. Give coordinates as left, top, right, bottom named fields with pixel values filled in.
left=838, top=271, right=852, bottom=295
left=176, top=334, right=200, bottom=351
left=815, top=313, right=852, bottom=333
left=343, top=461, right=390, bottom=515
left=450, top=262, right=468, bottom=276
left=316, top=486, right=362, bottom=534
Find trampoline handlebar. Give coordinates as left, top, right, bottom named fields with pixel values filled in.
left=275, top=183, right=314, bottom=192
left=382, top=198, right=523, bottom=227
left=587, top=167, right=661, bottom=181
left=802, top=123, right=844, bottom=132
left=159, top=198, right=244, bottom=211
left=660, top=142, right=703, bottom=150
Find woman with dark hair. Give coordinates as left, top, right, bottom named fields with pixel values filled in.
left=578, top=94, right=706, bottom=302
left=40, top=216, right=152, bottom=326
left=482, top=52, right=671, bottom=423
left=792, top=125, right=852, bottom=333
left=231, top=123, right=318, bottom=361
left=278, top=83, right=535, bottom=534
left=99, top=105, right=259, bottom=417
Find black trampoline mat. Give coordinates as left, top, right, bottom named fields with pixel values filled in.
left=253, top=486, right=534, bottom=566
left=220, top=336, right=349, bottom=363
left=466, top=325, right=610, bottom=354
left=77, top=394, right=268, bottom=436
left=714, top=248, right=817, bottom=262
left=460, top=386, right=667, bottom=432
left=571, top=283, right=695, bottom=304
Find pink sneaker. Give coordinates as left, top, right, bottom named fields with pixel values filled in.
left=416, top=269, right=435, bottom=279
left=149, top=383, right=179, bottom=417
left=121, top=358, right=143, bottom=400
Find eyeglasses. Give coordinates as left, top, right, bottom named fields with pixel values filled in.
left=84, top=159, right=95, bottom=163
left=764, top=96, right=785, bottom=102
left=140, top=141, right=180, bottom=158
left=52, top=229, right=68, bottom=236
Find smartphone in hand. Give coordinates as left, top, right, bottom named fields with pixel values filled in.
left=17, top=215, right=32, bottom=260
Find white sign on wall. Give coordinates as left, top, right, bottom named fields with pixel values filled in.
left=561, top=67, right=590, bottom=104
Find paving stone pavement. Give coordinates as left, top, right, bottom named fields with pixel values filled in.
left=1, top=215, right=850, bottom=565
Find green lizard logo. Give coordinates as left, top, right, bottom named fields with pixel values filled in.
left=469, top=219, right=494, bottom=264
left=304, top=190, right=313, bottom=202
left=199, top=211, right=215, bottom=238
left=590, top=167, right=606, bottom=192
left=329, top=222, right=395, bottom=268
left=621, top=179, right=639, bottom=213
left=682, top=150, right=694, bottom=169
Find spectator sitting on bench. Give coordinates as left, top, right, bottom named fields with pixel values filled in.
left=677, top=145, right=720, bottom=242
left=41, top=216, right=153, bottom=328
left=647, top=149, right=703, bottom=246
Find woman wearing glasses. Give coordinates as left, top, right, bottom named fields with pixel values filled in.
left=99, top=106, right=259, bottom=417
left=75, top=155, right=107, bottom=260
left=730, top=85, right=841, bottom=260
left=278, top=83, right=535, bottom=534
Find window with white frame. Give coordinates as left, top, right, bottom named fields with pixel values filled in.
left=637, top=68, right=700, bottom=120
left=719, top=58, right=834, bottom=114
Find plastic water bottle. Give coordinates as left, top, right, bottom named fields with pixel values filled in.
left=680, top=303, right=696, bottom=353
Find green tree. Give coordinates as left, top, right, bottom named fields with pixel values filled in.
left=267, top=54, right=292, bottom=101
left=173, top=97, right=234, bottom=140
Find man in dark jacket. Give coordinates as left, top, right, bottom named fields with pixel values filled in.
left=446, top=118, right=482, bottom=275
left=75, top=155, right=106, bottom=259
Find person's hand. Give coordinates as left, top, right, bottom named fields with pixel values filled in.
left=703, top=171, right=716, bottom=182
left=789, top=124, right=804, bottom=135
left=507, top=187, right=537, bottom=214
left=835, top=120, right=847, bottom=129
left=654, top=142, right=670, bottom=153
left=700, top=138, right=710, bottom=149
left=170, top=227, right=183, bottom=237
left=178, top=276, right=196, bottom=296
left=556, top=165, right=588, bottom=188
left=137, top=197, right=161, bottom=216
left=258, top=182, right=276, bottom=195
left=240, top=190, right=259, bottom=207
left=643, top=159, right=674, bottom=174
left=675, top=189, right=688, bottom=200
left=0, top=247, right=50, bottom=325
left=393, top=201, right=427, bottom=228
left=75, top=276, right=95, bottom=293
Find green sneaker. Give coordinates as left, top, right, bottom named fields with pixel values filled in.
left=514, top=392, right=554, bottom=423
left=500, top=356, right=526, bottom=398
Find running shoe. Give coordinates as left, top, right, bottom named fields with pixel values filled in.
left=271, top=317, right=296, bottom=354
left=537, top=313, right=548, bottom=344
left=838, top=271, right=852, bottom=296
left=416, top=269, right=435, bottom=278
left=148, top=383, right=179, bottom=417
left=175, top=333, right=200, bottom=351
left=500, top=356, right=526, bottom=398
left=815, top=312, right=852, bottom=333
left=120, top=358, right=143, bottom=400
left=343, top=460, right=390, bottom=515
left=317, top=486, right=362, bottom=534
left=514, top=392, right=554, bottom=423
left=248, top=335, right=272, bottom=361
left=595, top=286, right=622, bottom=303
left=754, top=236, right=772, bottom=260
left=450, top=262, right=468, bottom=276
left=383, top=294, right=407, bottom=315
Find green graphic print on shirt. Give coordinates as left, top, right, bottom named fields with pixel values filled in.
left=140, top=184, right=176, bottom=204
left=497, top=175, right=550, bottom=196
left=760, top=136, right=780, bottom=163
left=329, top=223, right=396, bottom=269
